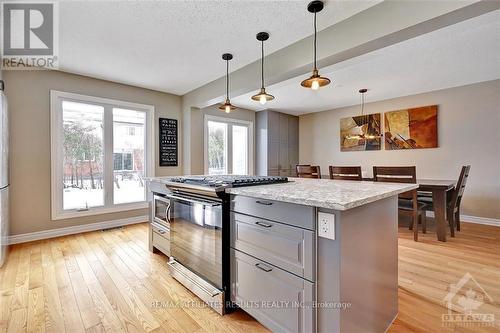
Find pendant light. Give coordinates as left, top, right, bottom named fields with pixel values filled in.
left=251, top=32, right=274, bottom=105
left=219, top=53, right=236, bottom=113
left=345, top=89, right=382, bottom=140
left=301, top=1, right=331, bottom=90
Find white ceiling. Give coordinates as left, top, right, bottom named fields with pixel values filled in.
left=58, top=0, right=381, bottom=95
left=232, top=10, right=500, bottom=115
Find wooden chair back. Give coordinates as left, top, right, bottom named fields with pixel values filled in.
left=450, top=165, right=471, bottom=210
left=373, top=166, right=417, bottom=199
left=296, top=165, right=321, bottom=179
left=329, top=166, right=362, bottom=181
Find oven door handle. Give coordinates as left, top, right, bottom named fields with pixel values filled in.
left=166, top=194, right=221, bottom=207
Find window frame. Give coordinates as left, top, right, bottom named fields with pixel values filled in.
left=50, top=90, right=154, bottom=220
left=203, top=114, right=254, bottom=175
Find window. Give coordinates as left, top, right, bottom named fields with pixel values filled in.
left=113, top=152, right=133, bottom=171
left=51, top=91, right=154, bottom=219
left=204, top=115, right=253, bottom=175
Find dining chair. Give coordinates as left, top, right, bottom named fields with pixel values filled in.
left=329, top=166, right=362, bottom=180
left=373, top=166, right=426, bottom=241
left=296, top=165, right=321, bottom=179
left=418, top=165, right=470, bottom=236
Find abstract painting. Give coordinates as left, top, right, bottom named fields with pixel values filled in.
left=384, top=105, right=438, bottom=150
left=340, top=113, right=382, bottom=151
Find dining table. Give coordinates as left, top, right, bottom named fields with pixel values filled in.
left=416, top=179, right=456, bottom=241
left=322, top=175, right=457, bottom=241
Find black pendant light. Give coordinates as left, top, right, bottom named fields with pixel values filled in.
left=345, top=89, right=382, bottom=140
left=251, top=32, right=274, bottom=105
left=301, top=1, right=331, bottom=90
left=219, top=53, right=236, bottom=113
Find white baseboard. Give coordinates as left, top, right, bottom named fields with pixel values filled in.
left=425, top=211, right=500, bottom=227
left=8, top=215, right=148, bottom=245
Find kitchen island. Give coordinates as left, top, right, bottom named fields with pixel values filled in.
left=146, top=176, right=418, bottom=333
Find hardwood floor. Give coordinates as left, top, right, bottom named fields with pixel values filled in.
left=1, top=221, right=499, bottom=333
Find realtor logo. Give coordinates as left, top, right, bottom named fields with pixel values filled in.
left=442, top=272, right=495, bottom=328
left=1, top=1, right=58, bottom=69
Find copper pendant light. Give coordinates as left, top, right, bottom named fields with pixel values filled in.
left=251, top=32, right=274, bottom=105
left=219, top=53, right=236, bottom=113
left=301, top=1, right=331, bottom=90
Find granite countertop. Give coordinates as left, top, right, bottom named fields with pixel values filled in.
left=226, top=177, right=418, bottom=211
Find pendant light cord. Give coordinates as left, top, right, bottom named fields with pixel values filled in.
left=313, top=10, right=317, bottom=71
left=361, top=91, right=365, bottom=116
left=226, top=59, right=229, bottom=100
left=261, top=40, right=265, bottom=89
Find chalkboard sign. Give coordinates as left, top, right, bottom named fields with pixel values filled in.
left=159, top=118, right=178, bottom=166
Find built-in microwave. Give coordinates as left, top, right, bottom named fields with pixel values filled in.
left=152, top=194, right=170, bottom=229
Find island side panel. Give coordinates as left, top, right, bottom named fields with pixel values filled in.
left=340, top=196, right=399, bottom=333
left=317, top=216, right=342, bottom=333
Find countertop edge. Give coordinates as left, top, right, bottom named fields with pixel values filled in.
left=145, top=177, right=419, bottom=211
left=226, top=184, right=419, bottom=211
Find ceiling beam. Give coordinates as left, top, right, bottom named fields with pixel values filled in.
left=182, top=0, right=498, bottom=110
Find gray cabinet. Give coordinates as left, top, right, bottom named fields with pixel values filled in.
left=231, top=249, right=315, bottom=333
left=230, top=212, right=315, bottom=281
left=230, top=194, right=316, bottom=333
left=279, top=143, right=289, bottom=170
left=279, top=114, right=289, bottom=143
left=268, top=141, right=279, bottom=170
left=268, top=111, right=280, bottom=142
left=256, top=110, right=299, bottom=177
left=230, top=195, right=315, bottom=230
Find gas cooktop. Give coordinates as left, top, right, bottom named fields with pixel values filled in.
left=169, top=175, right=288, bottom=188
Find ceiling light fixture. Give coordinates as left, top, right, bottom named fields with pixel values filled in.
left=251, top=32, right=274, bottom=105
left=301, top=0, right=331, bottom=90
left=219, top=53, right=236, bottom=113
left=345, top=89, right=382, bottom=140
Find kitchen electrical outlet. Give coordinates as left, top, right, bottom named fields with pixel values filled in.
left=318, top=212, right=335, bottom=240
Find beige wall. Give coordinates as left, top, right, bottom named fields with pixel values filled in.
left=299, top=80, right=500, bottom=219
left=3, top=70, right=182, bottom=235
left=190, top=105, right=255, bottom=175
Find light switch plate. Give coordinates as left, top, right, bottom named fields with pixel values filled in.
left=318, top=212, right=335, bottom=240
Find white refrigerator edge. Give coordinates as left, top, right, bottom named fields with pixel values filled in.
left=0, top=85, right=9, bottom=268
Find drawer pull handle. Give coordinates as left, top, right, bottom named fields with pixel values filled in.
left=255, top=221, right=272, bottom=228
left=158, top=230, right=166, bottom=234
left=256, top=200, right=273, bottom=206
left=255, top=263, right=273, bottom=272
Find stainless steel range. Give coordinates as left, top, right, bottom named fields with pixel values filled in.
left=149, top=175, right=288, bottom=315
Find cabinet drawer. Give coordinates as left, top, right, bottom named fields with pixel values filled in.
left=152, top=222, right=170, bottom=238
left=151, top=223, right=170, bottom=256
left=231, top=249, right=315, bottom=333
left=230, top=195, right=315, bottom=230
left=231, top=213, right=315, bottom=281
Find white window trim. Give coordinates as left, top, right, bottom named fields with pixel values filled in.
left=50, top=90, right=155, bottom=220
left=203, top=114, right=254, bottom=175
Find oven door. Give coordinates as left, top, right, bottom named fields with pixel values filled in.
left=153, top=194, right=171, bottom=229
left=168, top=193, right=223, bottom=289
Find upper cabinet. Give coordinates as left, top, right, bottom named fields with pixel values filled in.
left=256, top=110, right=299, bottom=177
left=268, top=111, right=280, bottom=142
left=279, top=114, right=289, bottom=144
left=288, top=117, right=299, bottom=147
